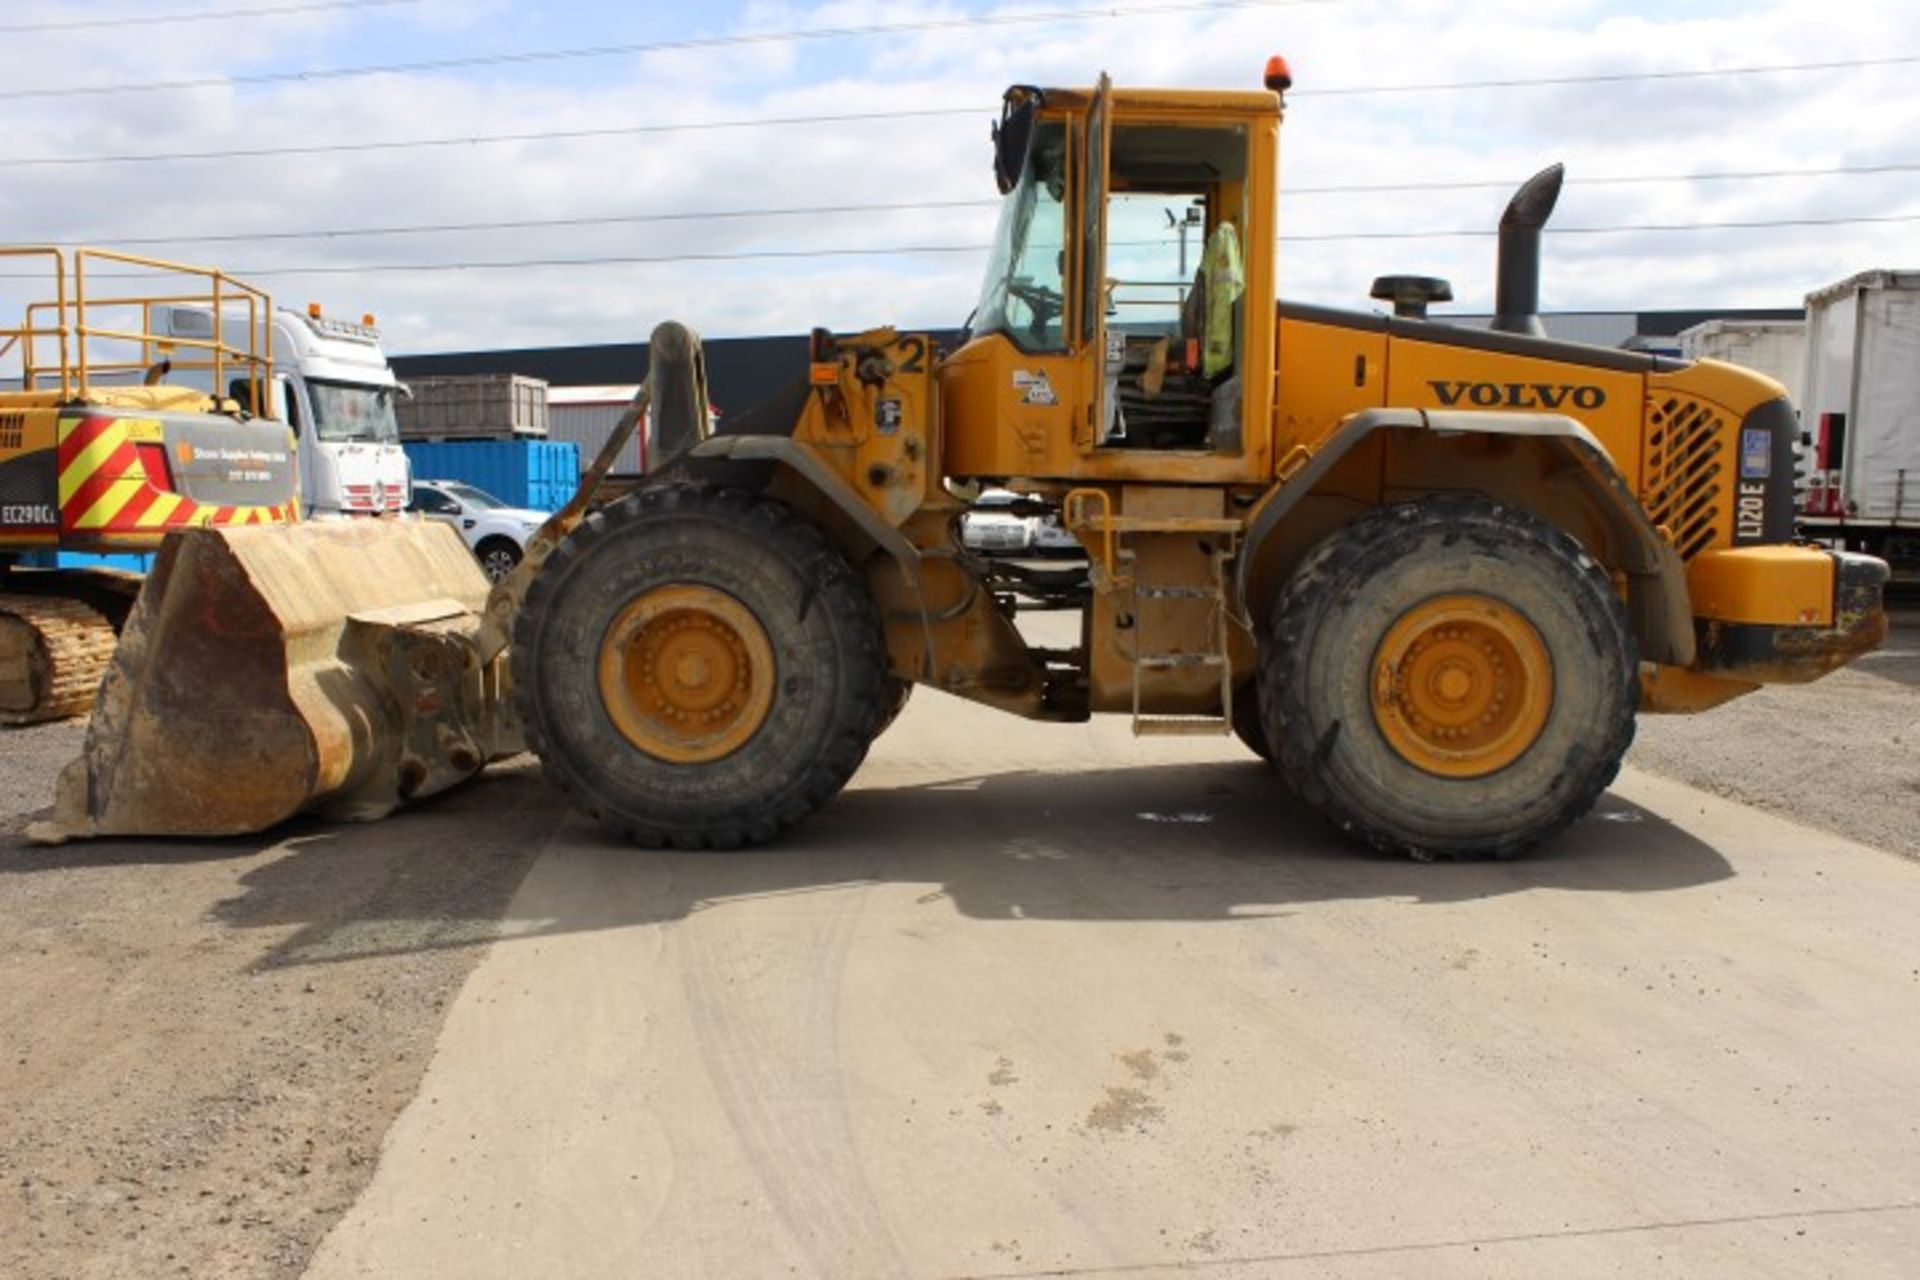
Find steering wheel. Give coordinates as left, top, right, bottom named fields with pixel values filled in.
left=1007, top=279, right=1065, bottom=334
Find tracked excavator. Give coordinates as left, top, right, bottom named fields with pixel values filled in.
left=0, top=248, right=302, bottom=724
left=35, top=66, right=1889, bottom=859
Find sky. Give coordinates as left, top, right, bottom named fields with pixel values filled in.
left=1, top=0, right=1915, bottom=364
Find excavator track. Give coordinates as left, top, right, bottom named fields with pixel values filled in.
left=0, top=594, right=118, bottom=725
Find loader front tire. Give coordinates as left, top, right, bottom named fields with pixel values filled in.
left=512, top=484, right=887, bottom=849
left=1230, top=682, right=1272, bottom=763
left=1263, top=498, right=1636, bottom=860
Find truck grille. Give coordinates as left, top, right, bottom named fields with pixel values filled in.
left=1641, top=395, right=1728, bottom=558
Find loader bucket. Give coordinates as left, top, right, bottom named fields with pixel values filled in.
left=29, top=519, right=519, bottom=843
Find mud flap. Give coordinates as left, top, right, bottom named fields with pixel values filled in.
left=30, top=520, right=519, bottom=843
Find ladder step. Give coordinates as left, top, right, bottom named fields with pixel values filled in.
left=1135, top=585, right=1218, bottom=599
left=1135, top=716, right=1232, bottom=736
left=1137, top=653, right=1227, bottom=669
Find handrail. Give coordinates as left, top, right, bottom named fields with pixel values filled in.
left=1062, top=487, right=1121, bottom=586
left=1, top=245, right=273, bottom=413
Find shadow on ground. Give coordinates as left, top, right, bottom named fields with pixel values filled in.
left=2, top=756, right=1732, bottom=969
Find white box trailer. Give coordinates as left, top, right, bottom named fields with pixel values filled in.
left=1800, top=269, right=1920, bottom=571
left=1677, top=318, right=1806, bottom=406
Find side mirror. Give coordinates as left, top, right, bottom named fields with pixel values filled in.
left=993, top=88, right=1041, bottom=195
left=272, top=375, right=296, bottom=435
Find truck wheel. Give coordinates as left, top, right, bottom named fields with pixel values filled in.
left=512, top=484, right=887, bottom=849
left=476, top=536, right=523, bottom=582
left=1263, top=497, right=1636, bottom=860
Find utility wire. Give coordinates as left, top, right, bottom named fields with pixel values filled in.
left=1292, top=161, right=1920, bottom=194
left=28, top=163, right=1920, bottom=250
left=35, top=200, right=1004, bottom=248
left=6, top=56, right=1918, bottom=165
left=0, top=108, right=982, bottom=168
left=1294, top=53, right=1920, bottom=96
left=19, top=213, right=1915, bottom=281
left=0, top=0, right=1331, bottom=101
left=0, top=0, right=419, bottom=35
left=8, top=6, right=1909, bottom=105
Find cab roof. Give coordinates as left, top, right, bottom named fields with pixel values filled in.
left=1034, top=85, right=1280, bottom=116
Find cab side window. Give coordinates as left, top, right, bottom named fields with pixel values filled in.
left=409, top=486, right=457, bottom=515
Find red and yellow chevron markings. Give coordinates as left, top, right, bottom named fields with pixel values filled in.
left=56, top=413, right=297, bottom=540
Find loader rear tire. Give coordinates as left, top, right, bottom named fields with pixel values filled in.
left=1263, top=497, right=1636, bottom=861
left=512, top=484, right=887, bottom=849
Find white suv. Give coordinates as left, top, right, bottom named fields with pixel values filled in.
left=407, top=479, right=549, bottom=581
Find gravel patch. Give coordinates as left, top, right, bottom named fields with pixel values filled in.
left=1630, top=609, right=1920, bottom=860
left=0, top=744, right=563, bottom=1280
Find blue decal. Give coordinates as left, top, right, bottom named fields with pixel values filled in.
left=1740, top=427, right=1772, bottom=479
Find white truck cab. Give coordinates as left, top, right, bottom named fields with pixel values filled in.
left=151, top=303, right=411, bottom=518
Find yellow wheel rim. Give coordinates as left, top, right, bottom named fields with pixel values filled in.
left=596, top=584, right=775, bottom=763
left=1371, top=594, right=1553, bottom=779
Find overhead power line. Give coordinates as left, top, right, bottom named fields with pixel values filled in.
left=0, top=0, right=1331, bottom=101
left=1294, top=53, right=1920, bottom=96
left=29, top=163, right=1919, bottom=250
left=21, top=213, right=1915, bottom=281
left=1292, top=161, right=1920, bottom=194
left=5, top=50, right=1918, bottom=165
left=0, top=108, right=982, bottom=168
left=0, top=0, right=419, bottom=35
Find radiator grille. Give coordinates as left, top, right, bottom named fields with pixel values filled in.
left=0, top=411, right=24, bottom=450
left=1641, top=395, right=1728, bottom=557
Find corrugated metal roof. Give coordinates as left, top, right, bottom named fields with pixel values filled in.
left=1803, top=269, right=1920, bottom=308
left=548, top=384, right=641, bottom=405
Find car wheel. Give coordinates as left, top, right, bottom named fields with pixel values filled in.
left=476, top=536, right=523, bottom=582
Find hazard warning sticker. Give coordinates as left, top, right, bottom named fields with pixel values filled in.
left=1012, top=370, right=1056, bottom=406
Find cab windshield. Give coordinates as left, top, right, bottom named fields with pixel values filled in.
left=307, top=378, right=401, bottom=444
left=972, top=121, right=1068, bottom=353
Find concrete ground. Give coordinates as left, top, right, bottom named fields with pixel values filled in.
left=3, top=611, right=1916, bottom=1279
left=303, top=693, right=1920, bottom=1279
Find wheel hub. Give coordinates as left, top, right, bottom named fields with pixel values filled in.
left=596, top=584, right=775, bottom=763
left=1371, top=594, right=1553, bottom=778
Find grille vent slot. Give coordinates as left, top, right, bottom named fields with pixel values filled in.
left=1642, top=396, right=1727, bottom=557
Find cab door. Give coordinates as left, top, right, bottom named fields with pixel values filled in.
left=1074, top=73, right=1113, bottom=452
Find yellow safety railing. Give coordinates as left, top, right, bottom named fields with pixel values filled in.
left=1, top=246, right=273, bottom=415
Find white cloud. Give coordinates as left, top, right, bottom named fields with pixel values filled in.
left=0, top=0, right=1914, bottom=367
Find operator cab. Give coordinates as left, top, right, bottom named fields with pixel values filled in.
left=953, top=76, right=1276, bottom=481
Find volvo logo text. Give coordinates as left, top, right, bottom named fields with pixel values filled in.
left=1429, top=380, right=1606, bottom=411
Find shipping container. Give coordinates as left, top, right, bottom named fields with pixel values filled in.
left=548, top=384, right=646, bottom=476
left=19, top=550, right=154, bottom=572
left=1676, top=318, right=1806, bottom=405
left=1799, top=270, right=1920, bottom=572
left=402, top=439, right=580, bottom=513
left=397, top=372, right=548, bottom=440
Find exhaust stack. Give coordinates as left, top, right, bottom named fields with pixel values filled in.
left=1491, top=163, right=1564, bottom=337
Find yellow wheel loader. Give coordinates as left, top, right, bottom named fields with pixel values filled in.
left=38, top=67, right=1889, bottom=859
